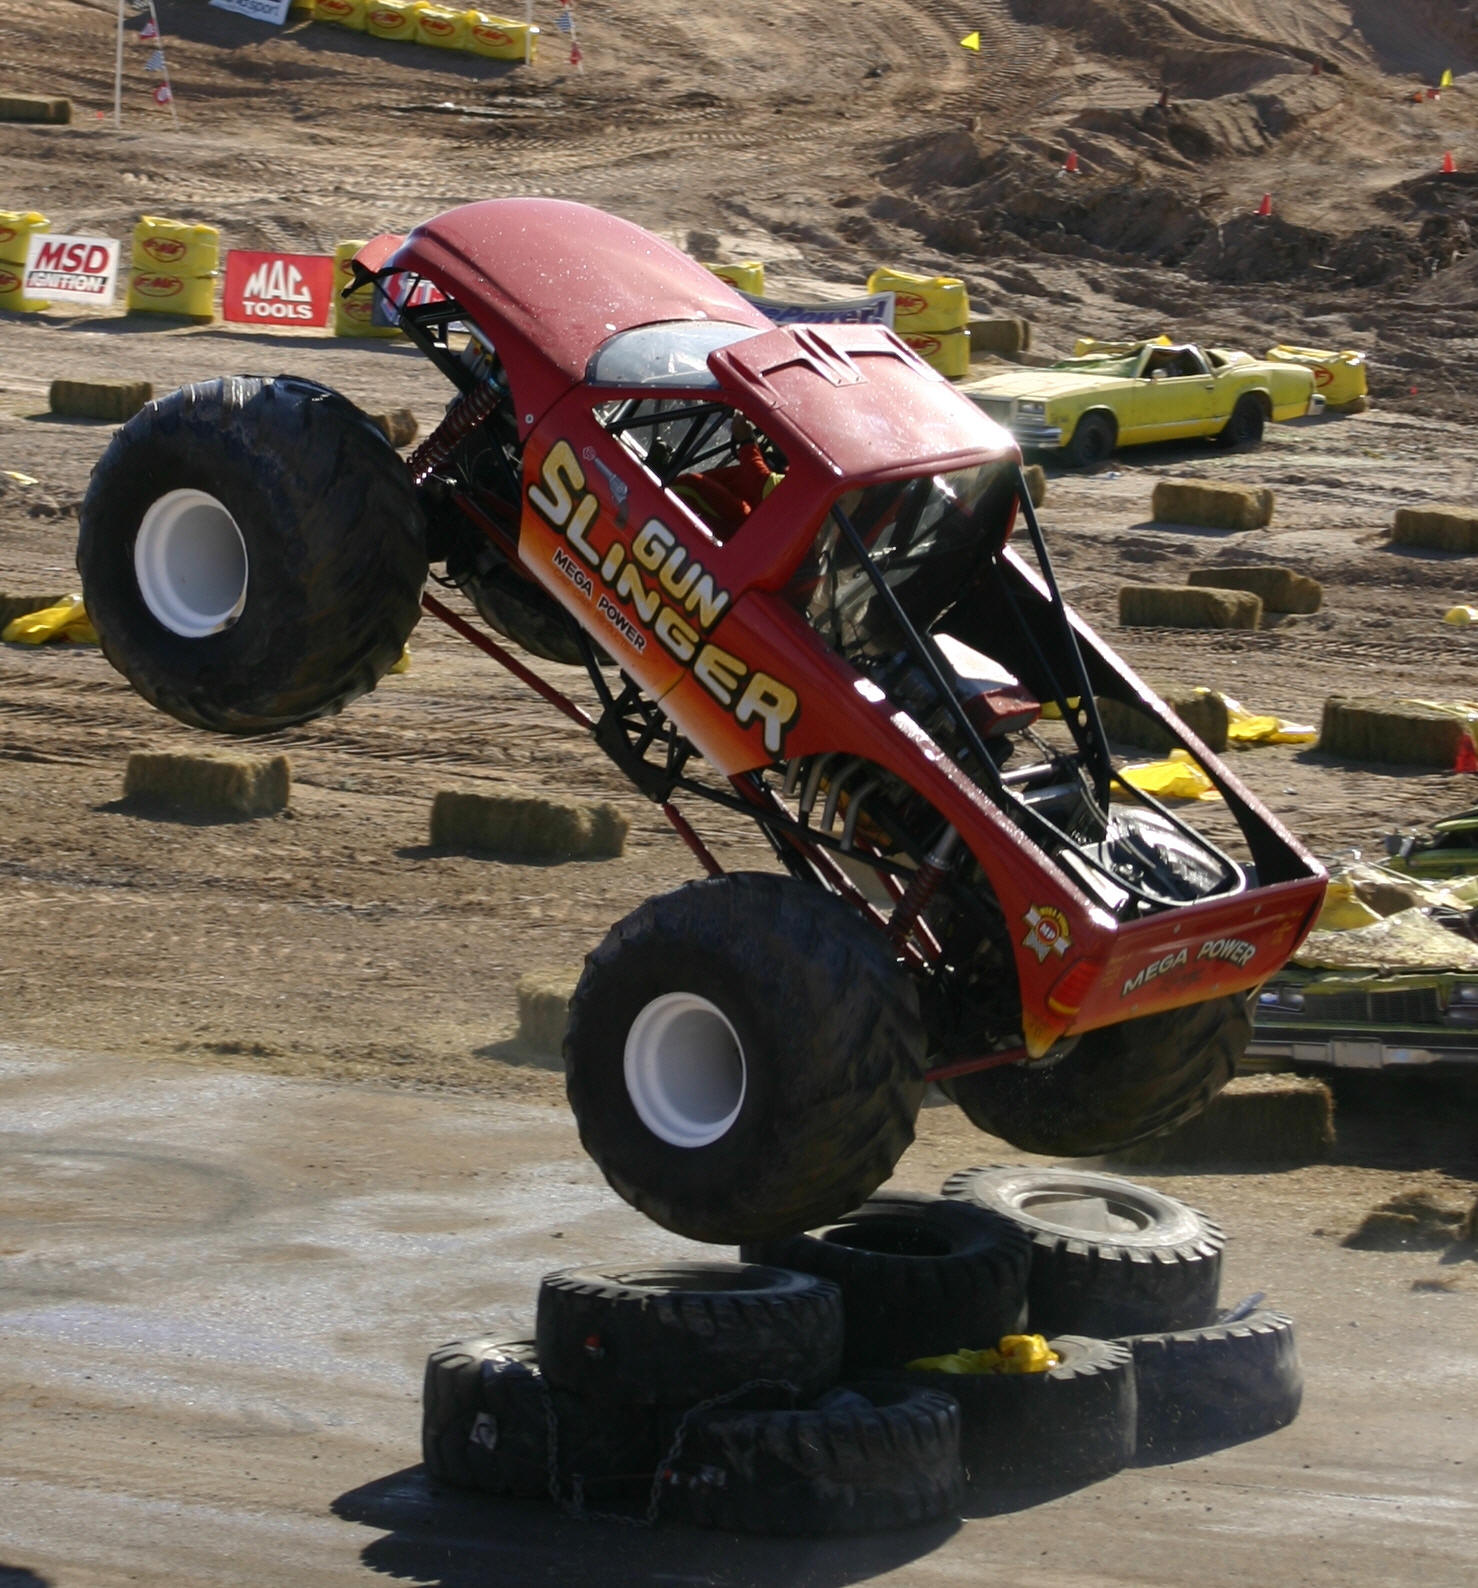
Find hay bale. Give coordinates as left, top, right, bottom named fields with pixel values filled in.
left=516, top=968, right=581, bottom=1055
left=1391, top=505, right=1478, bottom=554
left=968, top=316, right=1030, bottom=356
left=123, top=751, right=291, bottom=817
left=1343, top=1189, right=1471, bottom=1251
left=0, top=591, right=67, bottom=629
left=1151, top=479, right=1275, bottom=532
left=1317, top=697, right=1466, bottom=766
left=1096, top=687, right=1230, bottom=753
left=1109, top=1074, right=1333, bottom=1167
left=1118, top=585, right=1262, bottom=630
left=430, top=789, right=628, bottom=860
left=50, top=379, right=153, bottom=423
left=0, top=94, right=72, bottom=125
left=1187, top=564, right=1322, bottom=614
left=1021, top=463, right=1047, bottom=508
left=370, top=408, right=418, bottom=447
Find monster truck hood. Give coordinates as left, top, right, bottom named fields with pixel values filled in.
left=961, top=369, right=1137, bottom=402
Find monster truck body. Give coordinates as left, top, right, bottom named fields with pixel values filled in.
left=77, top=199, right=1326, bottom=1242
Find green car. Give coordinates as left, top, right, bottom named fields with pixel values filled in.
left=960, top=340, right=1323, bottom=467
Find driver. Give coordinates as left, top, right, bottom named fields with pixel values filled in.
left=671, top=416, right=782, bottom=541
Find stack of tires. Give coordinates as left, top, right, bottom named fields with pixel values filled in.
left=423, top=1169, right=1302, bottom=1532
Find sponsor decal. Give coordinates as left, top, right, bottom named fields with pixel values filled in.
left=737, top=289, right=895, bottom=328
left=0, top=225, right=22, bottom=247
left=904, top=334, right=943, bottom=357
left=369, top=8, right=412, bottom=29
left=223, top=250, right=333, bottom=326
left=23, top=234, right=121, bottom=305
left=132, top=273, right=185, bottom=299
left=1121, top=947, right=1189, bottom=998
left=1197, top=935, right=1257, bottom=968
left=420, top=13, right=456, bottom=34
left=473, top=24, right=512, bottom=43
left=318, top=0, right=354, bottom=13
left=1022, top=905, right=1071, bottom=963
left=893, top=291, right=929, bottom=319
left=528, top=439, right=800, bottom=754
left=0, top=267, right=25, bottom=295
left=141, top=236, right=187, bottom=265
left=552, top=545, right=594, bottom=599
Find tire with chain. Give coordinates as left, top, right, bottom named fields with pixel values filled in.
left=663, top=1381, right=963, bottom=1535
left=564, top=872, right=926, bottom=1244
left=77, top=376, right=426, bottom=734
left=536, top=1262, right=842, bottom=1406
left=897, top=1334, right=1135, bottom=1487
left=421, top=1338, right=661, bottom=1500
left=740, top=1190, right=1031, bottom=1374
left=1123, top=1306, right=1302, bottom=1461
left=942, top=993, right=1250, bottom=1158
left=941, top=1165, right=1225, bottom=1336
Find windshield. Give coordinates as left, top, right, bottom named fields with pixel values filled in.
left=586, top=320, right=764, bottom=388
left=788, top=463, right=1020, bottom=661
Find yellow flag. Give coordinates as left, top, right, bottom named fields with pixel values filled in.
left=960, top=31, right=980, bottom=51
left=1440, top=68, right=1453, bottom=87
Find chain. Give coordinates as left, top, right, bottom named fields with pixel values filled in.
left=537, top=1376, right=801, bottom=1529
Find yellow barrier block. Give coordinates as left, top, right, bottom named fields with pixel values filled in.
left=466, top=13, right=536, bottom=57
left=902, top=327, right=970, bottom=379
left=1266, top=344, right=1367, bottom=409
left=867, top=265, right=968, bottom=332
left=132, top=215, right=218, bottom=277
left=127, top=270, right=215, bottom=320
left=332, top=240, right=400, bottom=338
left=0, top=210, right=50, bottom=311
left=416, top=3, right=472, bottom=46
left=0, top=261, right=47, bottom=313
left=365, top=0, right=426, bottom=39
left=705, top=261, right=765, bottom=295
left=314, top=0, right=368, bottom=26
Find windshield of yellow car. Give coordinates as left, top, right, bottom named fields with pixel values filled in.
left=1049, top=353, right=1140, bottom=377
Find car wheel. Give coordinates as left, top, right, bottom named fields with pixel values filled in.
left=1063, top=411, right=1116, bottom=468
left=940, top=1165, right=1226, bottom=1336
left=1217, top=394, right=1266, bottom=449
left=564, top=873, right=926, bottom=1244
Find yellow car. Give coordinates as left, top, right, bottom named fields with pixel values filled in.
left=960, top=340, right=1322, bottom=467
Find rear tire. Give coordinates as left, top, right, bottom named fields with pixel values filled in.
left=1063, top=411, right=1116, bottom=468
left=77, top=376, right=426, bottom=734
left=564, top=873, right=926, bottom=1244
left=942, top=993, right=1250, bottom=1157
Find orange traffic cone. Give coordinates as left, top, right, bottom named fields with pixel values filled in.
left=1063, top=149, right=1079, bottom=174
left=1455, top=733, right=1478, bottom=774
left=1255, top=193, right=1273, bottom=217
left=1442, top=150, right=1457, bottom=174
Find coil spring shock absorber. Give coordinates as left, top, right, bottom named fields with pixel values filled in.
left=888, top=826, right=958, bottom=950
left=407, top=378, right=504, bottom=489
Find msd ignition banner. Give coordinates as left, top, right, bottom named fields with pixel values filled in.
left=209, top=0, right=293, bottom=22
left=738, top=291, right=895, bottom=328
left=223, top=251, right=334, bottom=326
left=23, top=234, right=121, bottom=306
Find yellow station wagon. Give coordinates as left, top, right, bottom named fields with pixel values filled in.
left=960, top=340, right=1322, bottom=467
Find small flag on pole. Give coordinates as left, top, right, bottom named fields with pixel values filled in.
left=570, top=41, right=582, bottom=66
left=1440, top=68, right=1453, bottom=88
left=153, top=83, right=172, bottom=106
left=960, top=31, right=980, bottom=51
left=139, top=19, right=159, bottom=39
left=556, top=7, right=574, bottom=32
left=145, top=49, right=165, bottom=73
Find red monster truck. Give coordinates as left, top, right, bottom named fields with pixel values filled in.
left=77, top=200, right=1326, bottom=1243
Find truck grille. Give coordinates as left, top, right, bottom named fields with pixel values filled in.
left=973, top=398, right=1014, bottom=425
left=1302, top=987, right=1443, bottom=1025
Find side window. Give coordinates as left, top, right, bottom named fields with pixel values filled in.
left=596, top=397, right=787, bottom=543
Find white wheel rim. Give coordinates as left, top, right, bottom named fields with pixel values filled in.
left=134, top=488, right=249, bottom=638
left=624, top=992, right=746, bottom=1149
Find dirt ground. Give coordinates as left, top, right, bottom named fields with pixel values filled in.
left=2, top=1, right=1477, bottom=1582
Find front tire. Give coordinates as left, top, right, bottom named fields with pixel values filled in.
left=943, top=993, right=1250, bottom=1157
left=1063, top=411, right=1116, bottom=468
left=564, top=873, right=927, bottom=1244
left=77, top=375, right=426, bottom=733
left=1217, top=394, right=1266, bottom=449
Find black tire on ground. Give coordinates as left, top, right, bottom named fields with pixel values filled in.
left=942, top=992, right=1250, bottom=1157
left=898, top=1334, right=1135, bottom=1487
left=1217, top=394, right=1267, bottom=449
left=740, top=1191, right=1031, bottom=1375
left=1124, top=1307, right=1302, bottom=1462
left=1064, top=410, right=1117, bottom=468
left=664, top=1380, right=963, bottom=1535
left=536, top=1262, right=843, bottom=1406
left=941, top=1165, right=1225, bottom=1337
left=563, top=872, right=926, bottom=1244
left=77, top=376, right=426, bottom=734
left=421, top=1338, right=661, bottom=1500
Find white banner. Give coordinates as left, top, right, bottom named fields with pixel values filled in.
left=209, top=0, right=293, bottom=24
left=23, top=234, right=121, bottom=306
left=740, top=290, right=896, bottom=328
